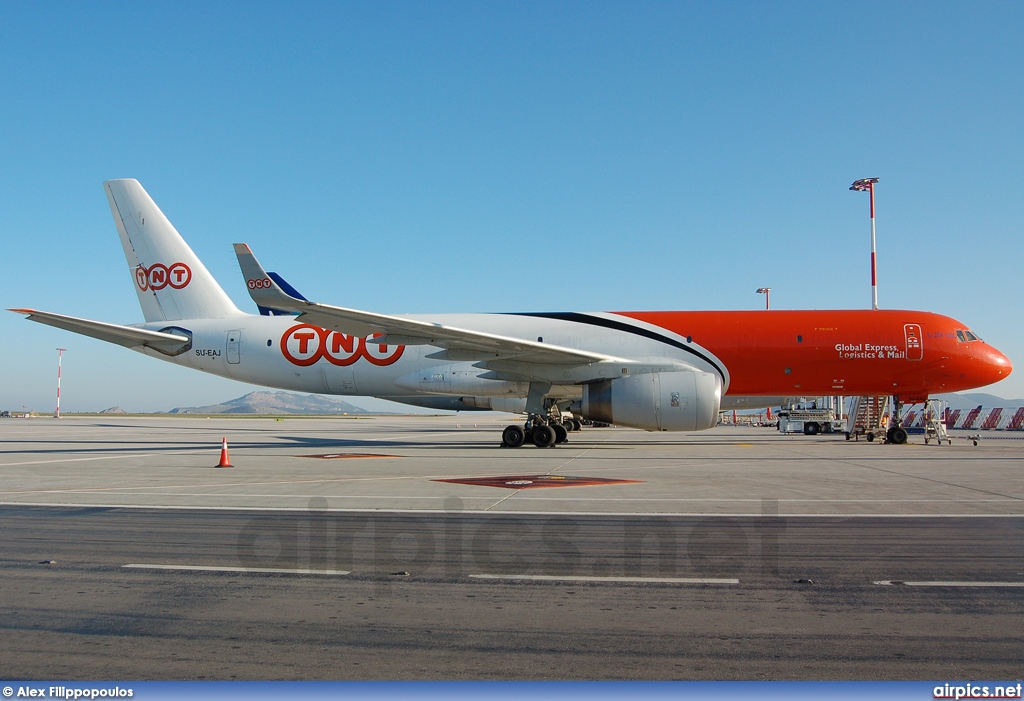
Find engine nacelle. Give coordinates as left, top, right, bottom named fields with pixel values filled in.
left=582, top=371, right=721, bottom=432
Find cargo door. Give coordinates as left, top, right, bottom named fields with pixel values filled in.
left=326, top=369, right=358, bottom=394
left=226, top=330, right=241, bottom=364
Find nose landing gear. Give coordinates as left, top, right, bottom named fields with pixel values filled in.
left=885, top=396, right=909, bottom=445
left=886, top=426, right=909, bottom=445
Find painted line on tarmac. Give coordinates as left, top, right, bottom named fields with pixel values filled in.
left=0, top=429, right=471, bottom=470
left=3, top=500, right=1024, bottom=518
left=469, top=574, right=739, bottom=584
left=7, top=491, right=1023, bottom=510
left=2, top=483, right=1020, bottom=505
left=479, top=497, right=1022, bottom=503
left=123, top=563, right=350, bottom=575
left=874, top=580, right=1024, bottom=587
left=0, top=449, right=212, bottom=468
left=0, top=473, right=480, bottom=497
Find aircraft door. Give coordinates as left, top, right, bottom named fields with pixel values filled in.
left=904, top=324, right=923, bottom=361
left=226, top=330, right=241, bottom=364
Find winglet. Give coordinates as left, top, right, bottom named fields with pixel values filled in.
left=254, top=272, right=308, bottom=316
left=233, top=243, right=308, bottom=314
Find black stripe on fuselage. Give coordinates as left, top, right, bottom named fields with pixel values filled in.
left=505, top=312, right=727, bottom=383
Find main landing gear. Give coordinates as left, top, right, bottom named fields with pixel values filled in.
left=501, top=416, right=583, bottom=448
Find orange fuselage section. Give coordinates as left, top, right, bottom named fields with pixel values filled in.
left=621, top=310, right=1012, bottom=400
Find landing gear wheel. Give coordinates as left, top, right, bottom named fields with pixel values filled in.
left=531, top=424, right=556, bottom=448
left=501, top=425, right=525, bottom=448
left=572, top=419, right=583, bottom=432
left=889, top=427, right=908, bottom=445
left=553, top=423, right=568, bottom=444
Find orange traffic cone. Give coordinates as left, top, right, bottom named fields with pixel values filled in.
left=216, top=437, right=233, bottom=468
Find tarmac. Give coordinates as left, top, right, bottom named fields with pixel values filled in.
left=1, top=414, right=1022, bottom=516
left=1, top=415, right=1022, bottom=680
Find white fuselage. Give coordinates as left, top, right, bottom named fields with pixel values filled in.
left=137, top=311, right=726, bottom=404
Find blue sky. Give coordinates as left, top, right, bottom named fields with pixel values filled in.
left=2, top=1, right=1022, bottom=412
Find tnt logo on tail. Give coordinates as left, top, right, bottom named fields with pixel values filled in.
left=136, top=262, right=192, bottom=291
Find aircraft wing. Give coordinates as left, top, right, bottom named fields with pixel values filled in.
left=9, top=308, right=191, bottom=353
left=233, top=244, right=622, bottom=366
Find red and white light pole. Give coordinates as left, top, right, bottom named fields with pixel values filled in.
left=850, top=177, right=880, bottom=310
left=55, top=348, right=66, bottom=418
left=756, top=287, right=771, bottom=310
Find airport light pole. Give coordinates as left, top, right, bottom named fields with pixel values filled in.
left=850, top=177, right=880, bottom=310
left=55, top=348, right=66, bottom=418
left=756, top=287, right=771, bottom=310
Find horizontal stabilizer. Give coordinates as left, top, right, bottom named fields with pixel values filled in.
left=9, top=308, right=191, bottom=353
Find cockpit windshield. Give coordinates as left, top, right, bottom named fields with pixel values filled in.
left=957, top=329, right=982, bottom=342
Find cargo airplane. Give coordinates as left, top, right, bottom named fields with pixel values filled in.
left=11, top=180, right=1012, bottom=447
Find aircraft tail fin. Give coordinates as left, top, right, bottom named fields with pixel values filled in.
left=104, top=179, right=241, bottom=322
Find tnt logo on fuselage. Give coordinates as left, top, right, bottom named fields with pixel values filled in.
left=281, top=323, right=405, bottom=367
left=136, top=262, right=192, bottom=291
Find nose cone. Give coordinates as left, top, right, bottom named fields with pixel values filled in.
left=977, top=343, right=1013, bottom=386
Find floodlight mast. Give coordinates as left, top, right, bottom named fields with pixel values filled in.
left=756, top=287, right=771, bottom=310
left=850, top=178, right=880, bottom=310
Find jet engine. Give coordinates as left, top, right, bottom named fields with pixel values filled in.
left=582, top=370, right=721, bottom=431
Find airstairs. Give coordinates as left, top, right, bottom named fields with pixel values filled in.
left=921, top=399, right=951, bottom=445
left=845, top=396, right=888, bottom=441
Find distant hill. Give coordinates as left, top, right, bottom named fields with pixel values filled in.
left=155, top=389, right=1024, bottom=416
left=169, top=391, right=373, bottom=415
left=933, top=392, right=1024, bottom=412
